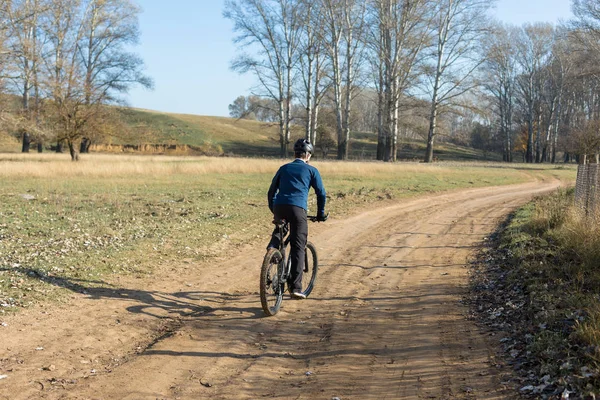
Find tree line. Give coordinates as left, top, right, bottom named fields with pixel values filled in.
left=225, top=0, right=600, bottom=163
left=0, top=0, right=151, bottom=161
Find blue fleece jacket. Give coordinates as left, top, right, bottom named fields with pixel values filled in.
left=268, top=159, right=326, bottom=213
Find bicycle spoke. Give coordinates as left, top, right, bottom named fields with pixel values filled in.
left=260, top=248, right=284, bottom=316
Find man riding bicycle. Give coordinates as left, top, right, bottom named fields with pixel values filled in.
left=267, top=138, right=327, bottom=299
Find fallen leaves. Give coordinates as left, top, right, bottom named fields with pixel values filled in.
left=468, top=228, right=600, bottom=399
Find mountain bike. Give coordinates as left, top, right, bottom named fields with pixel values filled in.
left=260, top=216, right=320, bottom=316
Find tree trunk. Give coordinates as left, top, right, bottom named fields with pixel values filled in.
left=80, top=138, right=91, bottom=153
left=305, top=52, right=313, bottom=142
left=507, top=86, right=513, bottom=162
left=544, top=102, right=555, bottom=163
left=425, top=102, right=437, bottom=163
left=551, top=121, right=559, bottom=163
left=22, top=131, right=31, bottom=153
left=376, top=113, right=385, bottom=160
left=340, top=40, right=352, bottom=161
left=284, top=62, right=293, bottom=156
left=391, top=76, right=399, bottom=162
left=541, top=143, right=548, bottom=163
left=305, top=92, right=312, bottom=142
left=37, top=142, right=43, bottom=153
left=535, top=109, right=542, bottom=163
left=526, top=117, right=534, bottom=163
left=525, top=75, right=534, bottom=163
left=56, top=141, right=64, bottom=153
left=391, top=111, right=398, bottom=162
left=334, top=103, right=343, bottom=160
left=333, top=66, right=343, bottom=160
left=376, top=58, right=385, bottom=161
left=384, top=99, right=393, bottom=162
left=311, top=55, right=322, bottom=146
left=68, top=140, right=79, bottom=161
left=278, top=99, right=286, bottom=158
left=337, top=137, right=347, bottom=160
left=311, top=97, right=319, bottom=146
left=425, top=59, right=443, bottom=162
left=507, top=133, right=512, bottom=162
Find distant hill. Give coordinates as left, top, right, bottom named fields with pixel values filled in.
left=0, top=131, right=19, bottom=152
left=115, top=108, right=287, bottom=157
left=0, top=106, right=502, bottom=161
left=114, top=108, right=501, bottom=161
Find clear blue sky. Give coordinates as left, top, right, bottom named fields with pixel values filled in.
left=126, top=0, right=573, bottom=117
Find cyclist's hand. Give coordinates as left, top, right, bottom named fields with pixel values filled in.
left=317, top=212, right=328, bottom=222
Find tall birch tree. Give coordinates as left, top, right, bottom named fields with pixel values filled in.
left=483, top=24, right=517, bottom=162
left=319, top=0, right=366, bottom=160
left=297, top=0, right=328, bottom=145
left=423, top=0, right=492, bottom=163
left=368, top=0, right=429, bottom=161
left=514, top=23, right=553, bottom=163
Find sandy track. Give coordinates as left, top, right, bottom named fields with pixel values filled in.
left=0, top=180, right=561, bottom=400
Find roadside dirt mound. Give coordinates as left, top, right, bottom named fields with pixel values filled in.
left=0, top=180, right=560, bottom=399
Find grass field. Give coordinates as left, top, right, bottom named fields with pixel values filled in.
left=0, top=154, right=576, bottom=313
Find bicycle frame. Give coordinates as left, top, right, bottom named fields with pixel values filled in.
left=274, top=221, right=292, bottom=287
left=274, top=215, right=319, bottom=283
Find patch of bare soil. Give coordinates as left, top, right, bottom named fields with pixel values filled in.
left=0, top=180, right=560, bottom=400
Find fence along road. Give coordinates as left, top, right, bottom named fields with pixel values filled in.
left=576, top=164, right=600, bottom=214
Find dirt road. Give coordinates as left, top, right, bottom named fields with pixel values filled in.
left=0, top=180, right=561, bottom=400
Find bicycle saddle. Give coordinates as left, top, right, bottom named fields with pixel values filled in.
left=272, top=218, right=287, bottom=228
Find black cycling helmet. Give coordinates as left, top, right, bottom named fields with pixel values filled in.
left=293, top=138, right=314, bottom=155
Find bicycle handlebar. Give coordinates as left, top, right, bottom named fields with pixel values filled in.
left=308, top=214, right=328, bottom=222
left=274, top=214, right=328, bottom=225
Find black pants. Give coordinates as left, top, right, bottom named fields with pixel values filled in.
left=268, top=205, right=308, bottom=292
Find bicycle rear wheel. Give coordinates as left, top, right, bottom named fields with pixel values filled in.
left=300, top=242, right=318, bottom=297
left=260, top=248, right=285, bottom=316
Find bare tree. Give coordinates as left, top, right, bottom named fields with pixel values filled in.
left=6, top=0, right=47, bottom=152
left=539, top=32, right=572, bottom=163
left=318, top=0, right=368, bottom=160
left=483, top=24, right=518, bottom=162
left=296, top=0, right=329, bottom=145
left=572, top=0, right=600, bottom=38
left=422, top=0, right=493, bottom=163
left=78, top=0, right=151, bottom=153
left=514, top=23, right=554, bottom=163
left=38, top=0, right=79, bottom=157
left=228, top=95, right=250, bottom=118
left=40, top=0, right=150, bottom=161
left=368, top=0, right=429, bottom=162
left=225, top=0, right=303, bottom=158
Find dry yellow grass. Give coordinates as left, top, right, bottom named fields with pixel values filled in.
left=0, top=153, right=533, bottom=180
left=0, top=154, right=280, bottom=177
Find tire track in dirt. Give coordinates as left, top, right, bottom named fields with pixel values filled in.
left=0, top=180, right=561, bottom=400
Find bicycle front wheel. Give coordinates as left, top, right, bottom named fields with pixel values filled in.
left=300, top=242, right=318, bottom=297
left=260, top=248, right=285, bottom=316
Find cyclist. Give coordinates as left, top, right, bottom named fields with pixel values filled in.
left=267, top=138, right=327, bottom=299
